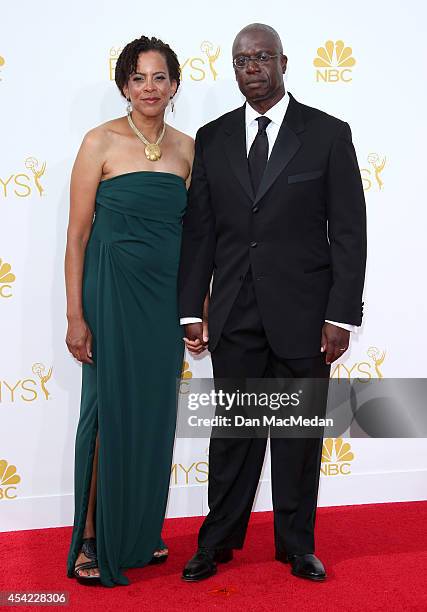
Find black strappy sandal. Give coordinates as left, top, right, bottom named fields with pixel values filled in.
left=73, top=537, right=100, bottom=584
left=149, top=540, right=169, bottom=564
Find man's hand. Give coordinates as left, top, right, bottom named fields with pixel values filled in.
left=321, top=322, right=350, bottom=365
left=183, top=322, right=208, bottom=356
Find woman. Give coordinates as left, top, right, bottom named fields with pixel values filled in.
left=65, top=35, right=194, bottom=587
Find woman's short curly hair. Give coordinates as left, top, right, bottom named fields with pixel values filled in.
left=115, top=35, right=181, bottom=98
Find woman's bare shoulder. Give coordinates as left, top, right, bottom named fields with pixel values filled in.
left=167, top=125, right=195, bottom=150
left=82, top=117, right=128, bottom=149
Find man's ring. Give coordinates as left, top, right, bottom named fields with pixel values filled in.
left=339, top=347, right=346, bottom=351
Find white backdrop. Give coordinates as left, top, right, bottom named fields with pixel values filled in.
left=1, top=0, right=427, bottom=531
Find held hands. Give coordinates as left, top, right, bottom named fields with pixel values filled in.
left=66, top=317, right=94, bottom=364
left=183, top=321, right=209, bottom=356
left=321, top=322, right=350, bottom=365
left=183, top=320, right=350, bottom=361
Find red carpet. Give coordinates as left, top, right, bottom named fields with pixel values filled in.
left=0, top=502, right=426, bottom=611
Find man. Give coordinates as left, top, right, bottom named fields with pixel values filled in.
left=178, top=23, right=366, bottom=582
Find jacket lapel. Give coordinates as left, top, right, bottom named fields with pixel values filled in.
left=253, top=93, right=305, bottom=206
left=224, top=105, right=254, bottom=201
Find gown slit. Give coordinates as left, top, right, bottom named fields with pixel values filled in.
left=66, top=398, right=99, bottom=577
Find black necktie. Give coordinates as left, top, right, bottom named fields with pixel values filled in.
left=248, top=116, right=271, bottom=195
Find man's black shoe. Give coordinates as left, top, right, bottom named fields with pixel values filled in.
left=182, top=548, right=217, bottom=581
left=182, top=548, right=233, bottom=581
left=275, top=551, right=326, bottom=581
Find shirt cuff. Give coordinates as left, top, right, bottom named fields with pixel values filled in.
left=180, top=317, right=203, bottom=325
left=325, top=320, right=357, bottom=333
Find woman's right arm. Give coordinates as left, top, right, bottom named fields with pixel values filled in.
left=65, top=129, right=105, bottom=364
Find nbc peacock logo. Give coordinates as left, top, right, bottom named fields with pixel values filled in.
left=0, top=258, right=16, bottom=298
left=179, top=360, right=193, bottom=394
left=321, top=437, right=354, bottom=476
left=0, top=459, right=21, bottom=500
left=313, top=40, right=356, bottom=83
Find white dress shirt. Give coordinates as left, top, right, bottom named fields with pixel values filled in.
left=181, top=91, right=357, bottom=333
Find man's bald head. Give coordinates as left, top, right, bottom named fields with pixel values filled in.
left=231, top=23, right=287, bottom=112
left=232, top=23, right=283, bottom=56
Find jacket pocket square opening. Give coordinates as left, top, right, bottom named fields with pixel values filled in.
left=304, top=264, right=331, bottom=274
left=288, top=170, right=323, bottom=184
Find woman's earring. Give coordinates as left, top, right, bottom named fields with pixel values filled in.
left=126, top=98, right=132, bottom=114
left=170, top=97, right=175, bottom=113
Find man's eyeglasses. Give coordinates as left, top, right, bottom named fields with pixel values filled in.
left=233, top=52, right=280, bottom=69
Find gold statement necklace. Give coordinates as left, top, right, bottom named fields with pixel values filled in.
left=127, top=112, right=166, bottom=161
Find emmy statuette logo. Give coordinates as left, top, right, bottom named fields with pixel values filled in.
left=366, top=347, right=386, bottom=379
left=0, top=54, right=5, bottom=80
left=25, top=157, right=46, bottom=196
left=180, top=41, right=221, bottom=81
left=331, top=347, right=386, bottom=380
left=361, top=153, right=387, bottom=191
left=200, top=41, right=220, bottom=80
left=0, top=460, right=21, bottom=500
left=321, top=438, right=354, bottom=476
left=0, top=363, right=53, bottom=403
left=0, top=258, right=16, bottom=298
left=0, top=157, right=47, bottom=198
left=32, top=363, right=53, bottom=399
left=314, top=40, right=356, bottom=82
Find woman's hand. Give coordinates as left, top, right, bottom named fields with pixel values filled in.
left=66, top=317, right=94, bottom=364
left=183, top=322, right=207, bottom=356
left=183, top=292, right=210, bottom=356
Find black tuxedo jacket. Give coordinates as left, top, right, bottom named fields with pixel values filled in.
left=178, top=92, right=367, bottom=358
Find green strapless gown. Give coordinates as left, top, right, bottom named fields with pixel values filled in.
left=66, top=171, right=187, bottom=587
